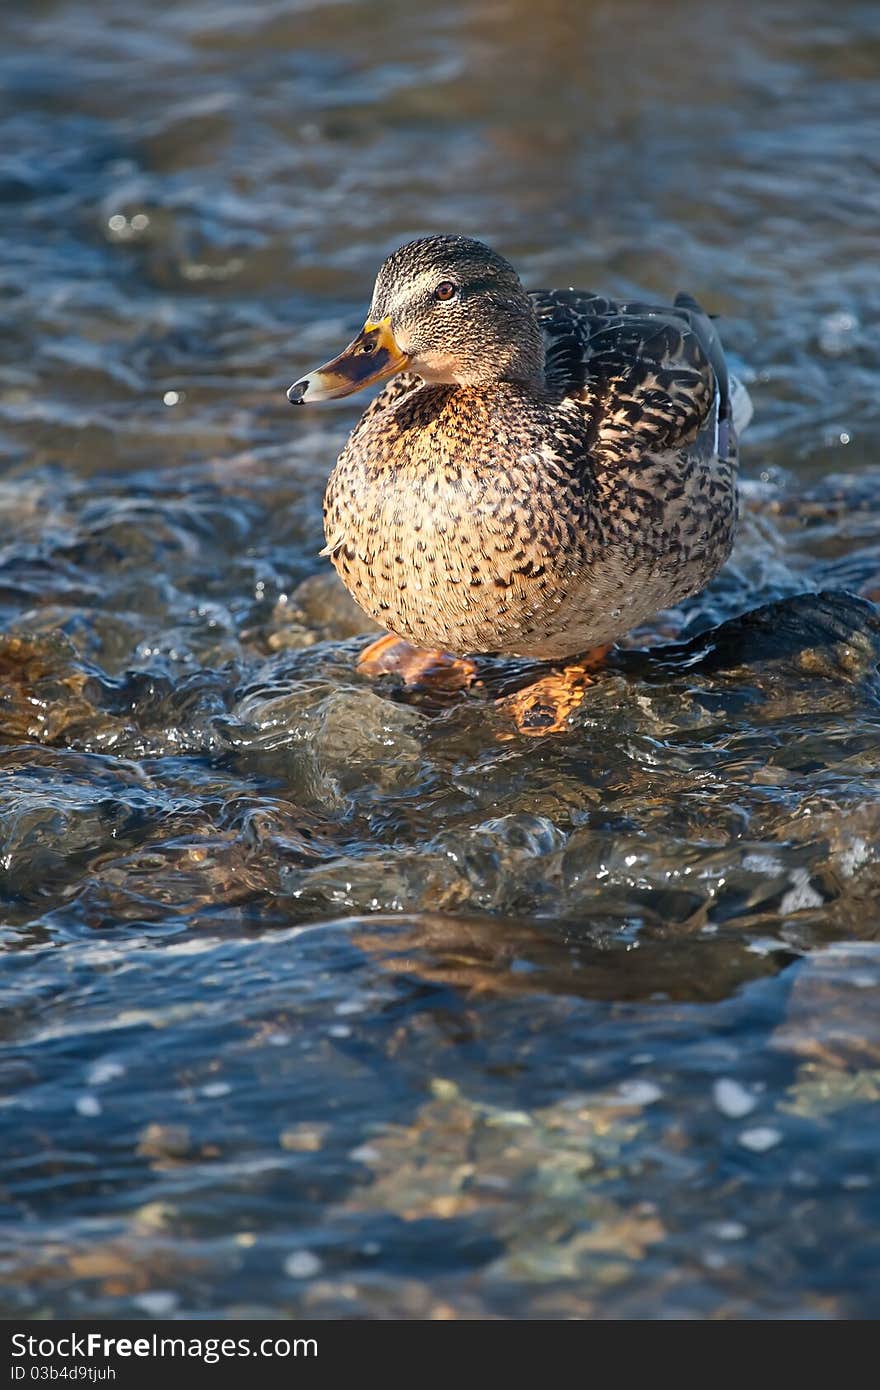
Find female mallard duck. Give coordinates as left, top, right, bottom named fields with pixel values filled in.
left=288, top=235, right=751, bottom=729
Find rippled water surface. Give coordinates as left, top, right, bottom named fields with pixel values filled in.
left=2, top=0, right=880, bottom=1319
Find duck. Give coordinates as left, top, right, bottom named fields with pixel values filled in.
left=287, top=235, right=752, bottom=731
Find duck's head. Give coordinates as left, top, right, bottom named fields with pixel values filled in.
left=287, top=235, right=544, bottom=403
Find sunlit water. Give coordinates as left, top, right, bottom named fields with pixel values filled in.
left=1, top=0, right=880, bottom=1318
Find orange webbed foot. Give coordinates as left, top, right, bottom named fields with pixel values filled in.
left=357, top=634, right=479, bottom=692
left=501, top=646, right=611, bottom=736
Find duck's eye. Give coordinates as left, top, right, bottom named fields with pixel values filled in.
left=433, top=281, right=457, bottom=302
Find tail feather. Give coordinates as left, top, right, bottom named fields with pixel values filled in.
left=673, top=291, right=753, bottom=440
left=729, top=374, right=754, bottom=436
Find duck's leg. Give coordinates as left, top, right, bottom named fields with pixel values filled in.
left=357, top=633, right=479, bottom=692
left=502, top=645, right=611, bottom=736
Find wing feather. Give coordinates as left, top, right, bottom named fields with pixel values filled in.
left=532, top=288, right=733, bottom=465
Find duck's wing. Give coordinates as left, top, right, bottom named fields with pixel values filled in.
left=531, top=288, right=746, bottom=465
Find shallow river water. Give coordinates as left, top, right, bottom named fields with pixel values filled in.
left=2, top=0, right=880, bottom=1318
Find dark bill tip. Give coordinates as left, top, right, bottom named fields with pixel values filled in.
left=287, top=378, right=308, bottom=404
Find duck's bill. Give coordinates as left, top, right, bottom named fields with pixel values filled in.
left=287, top=317, right=410, bottom=403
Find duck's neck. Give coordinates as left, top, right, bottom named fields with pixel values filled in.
left=492, top=328, right=546, bottom=390
left=489, top=292, right=546, bottom=388
left=410, top=307, right=546, bottom=390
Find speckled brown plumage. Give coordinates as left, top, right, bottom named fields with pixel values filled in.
left=309, top=237, right=750, bottom=660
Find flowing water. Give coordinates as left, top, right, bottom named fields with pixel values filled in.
left=2, top=0, right=880, bottom=1319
